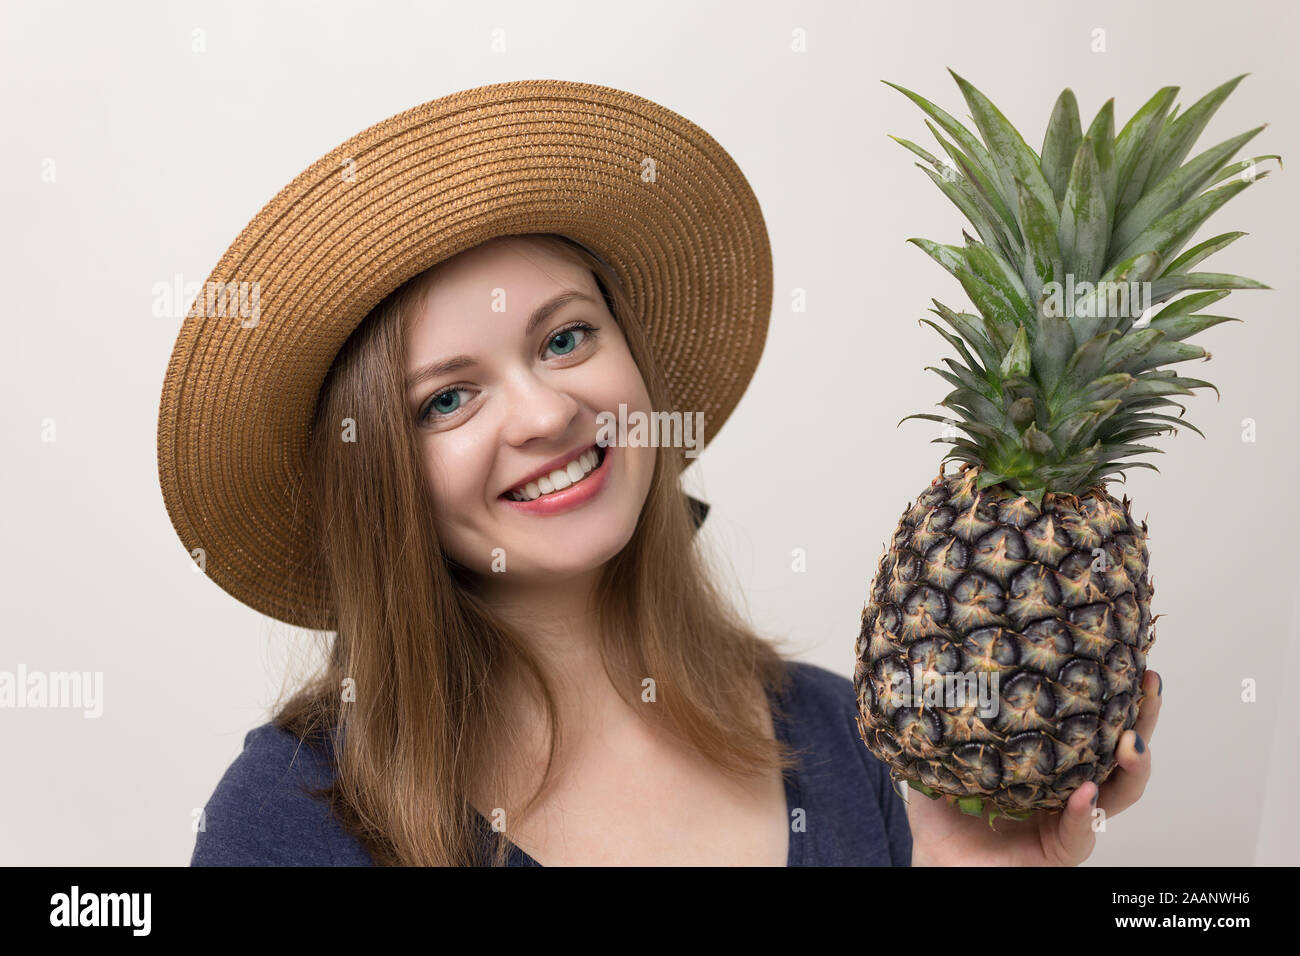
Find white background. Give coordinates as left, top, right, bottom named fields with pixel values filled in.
left=2, top=0, right=1297, bottom=865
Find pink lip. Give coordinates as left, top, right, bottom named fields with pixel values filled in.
left=499, top=446, right=611, bottom=516
left=500, top=441, right=602, bottom=498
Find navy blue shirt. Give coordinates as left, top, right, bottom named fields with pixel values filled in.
left=191, top=660, right=912, bottom=866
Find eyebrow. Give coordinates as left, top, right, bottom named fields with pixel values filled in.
left=404, top=290, right=598, bottom=390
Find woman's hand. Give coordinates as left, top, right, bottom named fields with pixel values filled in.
left=904, top=668, right=1161, bottom=866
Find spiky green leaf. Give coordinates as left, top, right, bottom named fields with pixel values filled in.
left=924, top=120, right=1023, bottom=244
left=918, top=317, right=987, bottom=374
left=884, top=80, right=996, bottom=175
left=934, top=381, right=1005, bottom=422
left=898, top=414, right=1011, bottom=445
left=964, top=238, right=1031, bottom=318
left=1084, top=99, right=1117, bottom=214
left=1150, top=272, right=1269, bottom=300
left=949, top=70, right=1058, bottom=222
left=1050, top=399, right=1123, bottom=451
left=1015, top=176, right=1064, bottom=301
left=1122, top=374, right=1197, bottom=400
left=1055, top=373, right=1137, bottom=419
left=1110, top=177, right=1257, bottom=267
left=1147, top=312, right=1242, bottom=341
left=941, top=356, right=999, bottom=400
left=1041, top=89, right=1083, bottom=206
left=908, top=237, right=965, bottom=278
left=1204, top=155, right=1280, bottom=189
left=954, top=264, right=1021, bottom=354
left=1101, top=327, right=1166, bottom=370
left=1146, top=74, right=1249, bottom=186
left=1129, top=411, right=1207, bottom=439
left=1058, top=138, right=1110, bottom=283
left=1161, top=232, right=1246, bottom=275
left=916, top=163, right=1013, bottom=258
left=1114, top=86, right=1180, bottom=220
left=1111, top=126, right=1264, bottom=254
left=1055, top=329, right=1120, bottom=401
left=1121, top=341, right=1209, bottom=374
left=1091, top=461, right=1162, bottom=481
left=1000, top=324, right=1031, bottom=378
left=931, top=299, right=1003, bottom=371
left=1098, top=250, right=1164, bottom=286
left=1148, top=289, right=1230, bottom=321
left=1029, top=314, right=1075, bottom=398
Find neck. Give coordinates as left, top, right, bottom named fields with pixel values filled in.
left=473, top=566, right=624, bottom=723
left=466, top=566, right=644, bottom=816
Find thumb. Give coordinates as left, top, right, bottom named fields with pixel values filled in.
left=1047, top=782, right=1099, bottom=865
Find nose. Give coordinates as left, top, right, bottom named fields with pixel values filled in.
left=499, top=370, right=583, bottom=447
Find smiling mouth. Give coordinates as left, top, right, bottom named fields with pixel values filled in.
left=501, top=445, right=607, bottom=501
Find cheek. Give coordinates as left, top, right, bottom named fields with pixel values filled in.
left=602, top=353, right=653, bottom=413
left=630, top=442, right=657, bottom=491
left=594, top=355, right=656, bottom=484
left=421, top=437, right=492, bottom=509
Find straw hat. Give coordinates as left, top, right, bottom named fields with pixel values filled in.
left=157, top=79, right=772, bottom=630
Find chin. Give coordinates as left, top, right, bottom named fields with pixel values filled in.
left=518, top=524, right=633, bottom=573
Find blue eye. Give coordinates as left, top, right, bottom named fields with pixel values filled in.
left=427, top=387, right=468, bottom=417
left=418, top=321, right=599, bottom=424
left=547, top=325, right=585, bottom=356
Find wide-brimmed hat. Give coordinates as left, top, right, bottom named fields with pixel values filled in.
left=157, top=78, right=772, bottom=630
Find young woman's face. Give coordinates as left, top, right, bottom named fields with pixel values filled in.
left=404, top=236, right=656, bottom=580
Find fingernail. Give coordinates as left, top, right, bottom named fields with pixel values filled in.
left=1090, top=788, right=1098, bottom=806
left=1134, top=732, right=1146, bottom=754
left=1157, top=673, right=1162, bottom=697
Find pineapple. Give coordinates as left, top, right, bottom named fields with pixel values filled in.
left=854, top=72, right=1276, bottom=826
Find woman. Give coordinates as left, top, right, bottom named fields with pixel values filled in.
left=164, top=81, right=1157, bottom=867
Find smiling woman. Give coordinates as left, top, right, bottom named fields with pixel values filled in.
left=169, top=80, right=912, bottom=868
left=405, top=239, right=656, bottom=537
left=273, top=232, right=805, bottom=866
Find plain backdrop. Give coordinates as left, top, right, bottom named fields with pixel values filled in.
left=3, top=0, right=1297, bottom=866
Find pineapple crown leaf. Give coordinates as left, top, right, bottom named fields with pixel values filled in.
left=892, top=72, right=1276, bottom=499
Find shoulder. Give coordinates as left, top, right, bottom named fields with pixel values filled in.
left=191, top=722, right=373, bottom=866
left=778, top=659, right=893, bottom=798
left=781, top=658, right=856, bottom=709
left=777, top=659, right=867, bottom=748
left=776, top=659, right=912, bottom=866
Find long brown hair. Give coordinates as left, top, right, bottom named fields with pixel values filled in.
left=273, top=232, right=798, bottom=866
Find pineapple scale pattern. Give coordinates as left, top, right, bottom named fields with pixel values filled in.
left=854, top=462, right=1158, bottom=812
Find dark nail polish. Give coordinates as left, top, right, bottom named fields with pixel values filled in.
left=1157, top=674, right=1162, bottom=697
left=1090, top=789, right=1098, bottom=806
left=1134, top=733, right=1146, bottom=754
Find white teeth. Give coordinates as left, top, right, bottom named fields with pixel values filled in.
left=507, top=447, right=602, bottom=501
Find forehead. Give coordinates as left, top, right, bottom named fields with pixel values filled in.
left=405, top=238, right=597, bottom=357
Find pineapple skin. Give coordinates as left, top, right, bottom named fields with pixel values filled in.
left=854, top=461, right=1158, bottom=818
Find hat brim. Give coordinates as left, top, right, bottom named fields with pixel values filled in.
left=157, top=79, right=772, bottom=629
